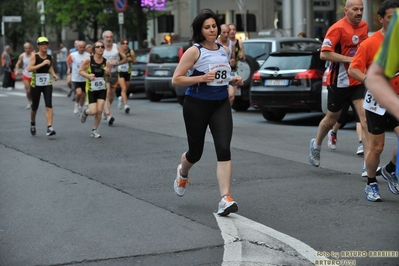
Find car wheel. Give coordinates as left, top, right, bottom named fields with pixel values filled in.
left=231, top=98, right=250, bottom=112
left=146, top=90, right=163, bottom=102
left=237, top=55, right=260, bottom=89
left=177, top=95, right=185, bottom=106
left=261, top=109, right=286, bottom=121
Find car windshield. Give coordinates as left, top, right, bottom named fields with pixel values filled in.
left=279, top=41, right=320, bottom=50
left=244, top=42, right=272, bottom=61
left=135, top=52, right=149, bottom=63
left=261, top=54, right=312, bottom=70
left=149, top=47, right=179, bottom=63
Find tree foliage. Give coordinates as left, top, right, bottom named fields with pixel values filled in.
left=43, top=0, right=150, bottom=47
left=1, top=0, right=157, bottom=51
left=0, top=0, right=41, bottom=51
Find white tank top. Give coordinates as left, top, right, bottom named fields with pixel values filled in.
left=103, top=43, right=119, bottom=73
left=71, top=51, right=90, bottom=82
left=216, top=39, right=232, bottom=59
left=22, top=53, right=33, bottom=78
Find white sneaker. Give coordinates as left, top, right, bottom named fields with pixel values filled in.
left=80, top=108, right=88, bottom=123
left=73, top=103, right=79, bottom=114
left=356, top=142, right=364, bottom=156
left=118, top=96, right=123, bottom=110
left=217, top=195, right=238, bottom=216
left=327, top=129, right=337, bottom=150
left=174, top=164, right=189, bottom=197
left=26, top=103, right=31, bottom=109
left=124, top=105, right=130, bottom=114
left=361, top=166, right=382, bottom=177
left=90, top=129, right=101, bottom=138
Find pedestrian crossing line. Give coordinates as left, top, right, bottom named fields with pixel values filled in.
left=0, top=92, right=65, bottom=97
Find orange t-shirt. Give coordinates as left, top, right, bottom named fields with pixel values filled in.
left=321, top=17, right=368, bottom=88
left=350, top=30, right=399, bottom=94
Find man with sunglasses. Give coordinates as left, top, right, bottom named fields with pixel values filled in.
left=27, top=36, right=59, bottom=136
left=101, top=30, right=127, bottom=125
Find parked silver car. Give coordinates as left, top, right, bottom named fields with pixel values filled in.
left=145, top=42, right=192, bottom=102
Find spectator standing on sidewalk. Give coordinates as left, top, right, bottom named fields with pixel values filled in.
left=54, top=43, right=68, bottom=80
left=1, top=45, right=13, bottom=90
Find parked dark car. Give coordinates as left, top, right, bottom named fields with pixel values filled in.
left=145, top=42, right=192, bottom=102
left=250, top=44, right=326, bottom=121
left=231, top=37, right=322, bottom=112
left=127, top=48, right=150, bottom=95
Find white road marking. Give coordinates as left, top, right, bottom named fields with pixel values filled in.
left=0, top=92, right=65, bottom=97
left=214, top=213, right=328, bottom=265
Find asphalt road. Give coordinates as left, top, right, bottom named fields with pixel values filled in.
left=0, top=84, right=398, bottom=266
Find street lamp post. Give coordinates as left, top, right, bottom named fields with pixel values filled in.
left=37, top=1, right=45, bottom=36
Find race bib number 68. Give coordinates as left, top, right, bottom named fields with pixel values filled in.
left=207, top=63, right=231, bottom=86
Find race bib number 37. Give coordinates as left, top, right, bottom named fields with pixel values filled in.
left=35, top=73, right=50, bottom=86
left=207, top=63, right=231, bottom=86
left=363, top=90, right=386, bottom=116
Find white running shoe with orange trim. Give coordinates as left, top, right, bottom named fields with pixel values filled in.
left=174, top=164, right=190, bottom=197
left=217, top=195, right=238, bottom=216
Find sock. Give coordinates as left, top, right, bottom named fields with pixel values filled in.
left=385, top=161, right=396, bottom=173
left=313, top=142, right=321, bottom=150
left=367, top=177, right=377, bottom=185
left=47, top=125, right=52, bottom=129
left=179, top=170, right=188, bottom=179
left=31, top=122, right=35, bottom=126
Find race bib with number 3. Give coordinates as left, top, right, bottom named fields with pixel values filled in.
left=90, top=77, right=106, bottom=91
left=363, top=90, right=386, bottom=116
left=207, top=63, right=231, bottom=86
left=35, top=73, right=50, bottom=86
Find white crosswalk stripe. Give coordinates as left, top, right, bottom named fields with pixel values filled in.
left=0, top=91, right=65, bottom=97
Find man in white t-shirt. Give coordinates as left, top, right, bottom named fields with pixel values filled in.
left=68, top=41, right=90, bottom=115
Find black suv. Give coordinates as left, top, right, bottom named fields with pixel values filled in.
left=250, top=44, right=326, bottom=121
left=145, top=42, right=191, bottom=102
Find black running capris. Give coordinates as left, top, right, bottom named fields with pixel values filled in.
left=183, top=96, right=233, bottom=163
left=30, top=85, right=53, bottom=111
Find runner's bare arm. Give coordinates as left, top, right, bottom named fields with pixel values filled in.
left=14, top=54, right=23, bottom=74
left=320, top=51, right=352, bottom=63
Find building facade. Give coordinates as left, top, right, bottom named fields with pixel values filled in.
left=146, top=0, right=387, bottom=46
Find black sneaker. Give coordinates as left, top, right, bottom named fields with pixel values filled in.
left=46, top=127, right=56, bottom=136
left=107, top=116, right=115, bottom=126
left=30, top=126, right=36, bottom=136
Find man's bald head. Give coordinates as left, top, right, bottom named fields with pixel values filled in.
left=345, top=0, right=363, bottom=8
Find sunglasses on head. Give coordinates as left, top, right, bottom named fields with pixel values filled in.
left=95, top=45, right=105, bottom=49
left=38, top=42, right=49, bottom=45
